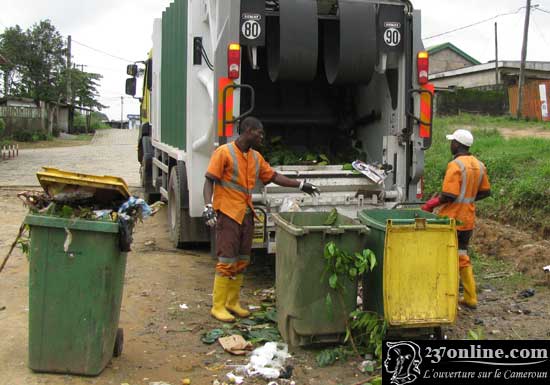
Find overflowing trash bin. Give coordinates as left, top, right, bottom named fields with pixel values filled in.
left=272, top=211, right=368, bottom=346
left=21, top=168, right=154, bottom=375
left=358, top=208, right=459, bottom=329
left=25, top=215, right=126, bottom=375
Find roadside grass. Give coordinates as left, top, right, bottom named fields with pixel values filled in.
left=437, top=113, right=550, bottom=130
left=470, top=249, right=530, bottom=295
left=425, top=114, right=550, bottom=237
left=13, top=133, right=94, bottom=149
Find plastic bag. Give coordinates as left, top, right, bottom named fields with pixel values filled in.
left=280, top=198, right=301, bottom=212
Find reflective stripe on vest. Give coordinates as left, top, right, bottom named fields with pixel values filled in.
left=218, top=143, right=259, bottom=195
left=453, top=158, right=485, bottom=204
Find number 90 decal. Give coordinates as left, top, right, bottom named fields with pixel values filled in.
left=242, top=20, right=261, bottom=40
left=384, top=28, right=401, bottom=47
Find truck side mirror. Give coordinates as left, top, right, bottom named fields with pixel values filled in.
left=125, top=78, right=137, bottom=96
left=127, top=64, right=138, bottom=77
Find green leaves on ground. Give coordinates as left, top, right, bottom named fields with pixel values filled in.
left=201, top=328, right=225, bottom=344
left=201, top=308, right=281, bottom=345
left=348, top=310, right=387, bottom=360
left=316, top=346, right=351, bottom=367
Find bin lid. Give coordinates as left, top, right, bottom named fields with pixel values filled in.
left=24, top=214, right=120, bottom=233
left=36, top=167, right=130, bottom=204
left=272, top=211, right=367, bottom=236
left=358, top=209, right=442, bottom=231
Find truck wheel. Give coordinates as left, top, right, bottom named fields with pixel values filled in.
left=167, top=163, right=210, bottom=249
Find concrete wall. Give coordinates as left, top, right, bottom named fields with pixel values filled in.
left=430, top=49, right=474, bottom=74
left=430, top=69, right=498, bottom=89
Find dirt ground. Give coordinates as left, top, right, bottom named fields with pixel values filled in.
left=498, top=127, right=550, bottom=139
left=0, top=188, right=367, bottom=385
left=1, top=187, right=549, bottom=385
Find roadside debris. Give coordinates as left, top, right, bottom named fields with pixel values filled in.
left=519, top=288, right=536, bottom=298
left=544, top=265, right=550, bottom=273
left=225, top=342, right=291, bottom=381
left=218, top=335, right=253, bottom=355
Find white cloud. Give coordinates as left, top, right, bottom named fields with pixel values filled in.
left=2, top=0, right=550, bottom=120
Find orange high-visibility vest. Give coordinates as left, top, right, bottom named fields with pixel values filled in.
left=438, top=155, right=491, bottom=231
left=206, top=142, right=275, bottom=224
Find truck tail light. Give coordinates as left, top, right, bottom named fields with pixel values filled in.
left=417, top=51, right=429, bottom=85
left=228, top=43, right=241, bottom=79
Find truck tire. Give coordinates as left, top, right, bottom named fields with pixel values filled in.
left=140, top=137, right=160, bottom=203
left=167, top=163, right=209, bottom=249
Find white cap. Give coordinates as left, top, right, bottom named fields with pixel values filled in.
left=446, top=129, right=473, bottom=147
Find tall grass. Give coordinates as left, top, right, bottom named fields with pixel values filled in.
left=425, top=114, right=550, bottom=236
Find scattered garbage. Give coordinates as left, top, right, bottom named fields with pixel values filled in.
left=351, top=160, right=388, bottom=184
left=218, top=335, right=253, bottom=356
left=181, top=379, right=191, bottom=385
left=519, top=288, right=536, bottom=298
left=226, top=372, right=244, bottom=384
left=247, top=342, right=290, bottom=379
left=179, top=304, right=189, bottom=310
left=359, top=360, right=376, bottom=373
left=543, top=265, right=550, bottom=273
left=0, top=306, right=6, bottom=311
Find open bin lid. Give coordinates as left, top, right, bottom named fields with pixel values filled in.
left=36, top=167, right=130, bottom=205
left=358, top=209, right=449, bottom=231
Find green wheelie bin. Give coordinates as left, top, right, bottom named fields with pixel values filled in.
left=358, top=209, right=458, bottom=331
left=272, top=211, right=368, bottom=346
left=24, top=214, right=127, bottom=376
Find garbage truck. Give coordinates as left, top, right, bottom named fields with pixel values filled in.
left=125, top=0, right=434, bottom=251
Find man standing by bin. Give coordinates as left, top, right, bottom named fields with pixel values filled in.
left=202, top=116, right=321, bottom=322
left=422, top=129, right=491, bottom=309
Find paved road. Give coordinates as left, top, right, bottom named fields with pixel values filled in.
left=0, top=129, right=140, bottom=187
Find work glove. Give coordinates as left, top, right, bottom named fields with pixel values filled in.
left=299, top=181, right=321, bottom=196
left=421, top=196, right=441, bottom=212
left=203, top=204, right=217, bottom=227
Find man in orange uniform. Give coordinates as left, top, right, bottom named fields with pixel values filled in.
left=203, top=117, right=320, bottom=322
left=422, top=129, right=491, bottom=309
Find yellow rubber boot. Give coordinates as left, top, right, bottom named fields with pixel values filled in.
left=211, top=275, right=235, bottom=322
left=459, top=266, right=478, bottom=309
left=225, top=274, right=250, bottom=318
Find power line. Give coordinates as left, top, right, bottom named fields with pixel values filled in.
left=72, top=39, right=134, bottom=63
left=535, top=7, right=550, bottom=14
left=423, top=6, right=529, bottom=40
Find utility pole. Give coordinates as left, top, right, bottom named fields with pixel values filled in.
left=67, top=35, right=74, bottom=133
left=494, top=22, right=499, bottom=86
left=67, top=35, right=72, bottom=103
left=121, top=96, right=124, bottom=129
left=517, top=0, right=531, bottom=119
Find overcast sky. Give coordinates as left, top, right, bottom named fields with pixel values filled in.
left=1, top=0, right=550, bottom=120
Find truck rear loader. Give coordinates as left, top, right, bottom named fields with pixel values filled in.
left=125, top=0, right=434, bottom=252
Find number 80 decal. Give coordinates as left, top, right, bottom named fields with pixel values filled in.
left=242, top=20, right=261, bottom=40
left=384, top=28, right=401, bottom=47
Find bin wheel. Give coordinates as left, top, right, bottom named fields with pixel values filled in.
left=434, top=327, right=446, bottom=340
left=113, top=328, right=124, bottom=357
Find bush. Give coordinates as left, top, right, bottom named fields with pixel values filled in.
left=12, top=128, right=49, bottom=142
left=0, top=118, right=5, bottom=138
left=437, top=87, right=508, bottom=116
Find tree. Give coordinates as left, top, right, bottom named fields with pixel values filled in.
left=0, top=25, right=26, bottom=96
left=18, top=20, right=67, bottom=102
left=0, top=20, right=105, bottom=111
left=70, top=69, right=106, bottom=110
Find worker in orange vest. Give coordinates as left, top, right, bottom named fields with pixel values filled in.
left=422, top=129, right=491, bottom=309
left=203, top=116, right=320, bottom=322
